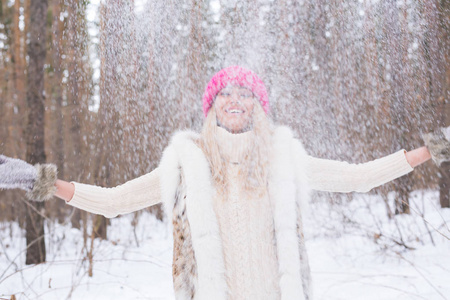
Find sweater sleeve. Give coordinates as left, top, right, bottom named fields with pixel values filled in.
left=67, top=167, right=162, bottom=218
left=304, top=150, right=414, bottom=193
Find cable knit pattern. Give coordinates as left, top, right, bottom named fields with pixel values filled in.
left=69, top=169, right=161, bottom=218
left=305, top=150, right=413, bottom=193
left=213, top=127, right=281, bottom=300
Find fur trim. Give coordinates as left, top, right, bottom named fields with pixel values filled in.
left=159, top=127, right=312, bottom=300
left=26, top=164, right=57, bottom=201
left=293, top=138, right=312, bottom=217
left=160, top=130, right=228, bottom=300
left=292, top=133, right=313, bottom=300
left=172, top=172, right=198, bottom=299
left=270, top=126, right=308, bottom=300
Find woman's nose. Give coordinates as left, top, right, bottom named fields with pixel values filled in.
left=229, top=97, right=241, bottom=105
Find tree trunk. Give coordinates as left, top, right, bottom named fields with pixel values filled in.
left=11, top=0, right=26, bottom=158
left=438, top=102, right=449, bottom=208
left=48, top=0, right=67, bottom=224
left=438, top=0, right=449, bottom=208
left=25, top=0, right=48, bottom=265
left=51, top=0, right=64, bottom=180
left=384, top=1, right=411, bottom=214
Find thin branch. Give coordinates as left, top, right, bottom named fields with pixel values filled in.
left=395, top=251, right=448, bottom=300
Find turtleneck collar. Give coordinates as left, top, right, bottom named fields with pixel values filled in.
left=215, top=126, right=253, bottom=164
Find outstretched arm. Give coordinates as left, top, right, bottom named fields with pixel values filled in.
left=304, top=146, right=434, bottom=193
left=303, top=148, right=414, bottom=193
left=62, top=168, right=162, bottom=218
left=0, top=154, right=162, bottom=217
left=301, top=127, right=448, bottom=193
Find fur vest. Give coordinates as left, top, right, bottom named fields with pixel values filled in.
left=158, top=126, right=312, bottom=300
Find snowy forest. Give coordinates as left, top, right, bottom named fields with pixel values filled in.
left=0, top=0, right=449, bottom=299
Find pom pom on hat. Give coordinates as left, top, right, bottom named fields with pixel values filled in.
left=202, top=66, right=269, bottom=117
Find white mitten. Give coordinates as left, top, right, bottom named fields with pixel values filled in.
left=0, top=155, right=57, bottom=201
left=422, top=126, right=450, bottom=167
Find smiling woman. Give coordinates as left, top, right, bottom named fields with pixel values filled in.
left=214, top=86, right=255, bottom=133
left=0, top=66, right=447, bottom=300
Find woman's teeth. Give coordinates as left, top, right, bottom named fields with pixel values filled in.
left=227, top=109, right=243, bottom=113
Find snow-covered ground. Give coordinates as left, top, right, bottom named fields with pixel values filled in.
left=1, top=190, right=449, bottom=300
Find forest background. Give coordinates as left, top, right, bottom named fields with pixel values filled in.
left=0, top=0, right=449, bottom=298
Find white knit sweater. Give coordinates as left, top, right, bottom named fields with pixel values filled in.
left=212, top=127, right=281, bottom=299
left=67, top=129, right=414, bottom=299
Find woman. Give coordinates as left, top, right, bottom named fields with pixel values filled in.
left=0, top=66, right=448, bottom=300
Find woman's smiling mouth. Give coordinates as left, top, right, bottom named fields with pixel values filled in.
left=226, top=108, right=245, bottom=114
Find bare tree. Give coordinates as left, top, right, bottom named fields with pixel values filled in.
left=11, top=0, right=26, bottom=158
left=50, top=0, right=64, bottom=180
left=437, top=0, right=449, bottom=208
left=24, top=0, right=48, bottom=265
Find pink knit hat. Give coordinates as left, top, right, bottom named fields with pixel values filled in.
left=202, top=66, right=269, bottom=117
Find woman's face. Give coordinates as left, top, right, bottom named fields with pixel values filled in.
left=214, top=85, right=255, bottom=134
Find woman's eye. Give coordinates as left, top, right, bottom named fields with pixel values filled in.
left=240, top=93, right=253, bottom=98
left=220, top=92, right=231, bottom=96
